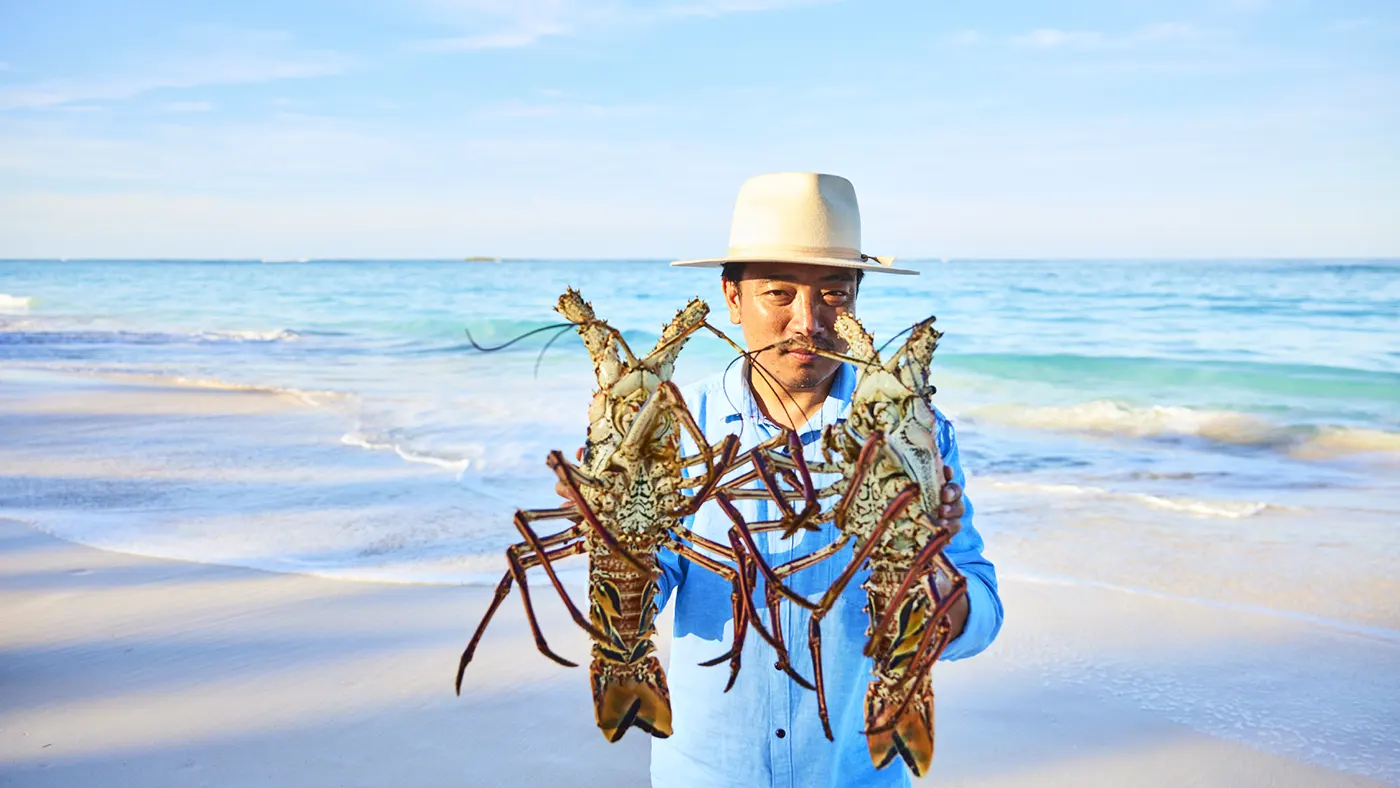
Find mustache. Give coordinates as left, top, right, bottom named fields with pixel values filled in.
left=774, top=334, right=837, bottom=354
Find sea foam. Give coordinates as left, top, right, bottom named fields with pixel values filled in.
left=0, top=293, right=33, bottom=312
left=1291, top=426, right=1400, bottom=460
left=970, top=399, right=1400, bottom=460
left=340, top=429, right=470, bottom=472
left=194, top=329, right=300, bottom=342
left=982, top=478, right=1273, bottom=519
left=166, top=374, right=346, bottom=408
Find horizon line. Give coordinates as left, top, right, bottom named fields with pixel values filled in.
left=3, top=256, right=1398, bottom=264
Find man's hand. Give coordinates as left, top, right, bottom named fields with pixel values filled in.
left=555, top=447, right=585, bottom=521
left=935, top=464, right=964, bottom=532
left=931, top=463, right=970, bottom=639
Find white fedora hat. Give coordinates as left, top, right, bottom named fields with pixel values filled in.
left=671, top=172, right=918, bottom=276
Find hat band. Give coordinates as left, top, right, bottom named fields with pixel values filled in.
left=725, top=243, right=864, bottom=261
left=724, top=244, right=897, bottom=267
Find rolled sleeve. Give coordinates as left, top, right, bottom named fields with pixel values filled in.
left=934, top=414, right=1004, bottom=661
left=654, top=539, right=687, bottom=612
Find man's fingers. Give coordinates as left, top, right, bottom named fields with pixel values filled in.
left=943, top=464, right=954, bottom=482
left=941, top=481, right=962, bottom=504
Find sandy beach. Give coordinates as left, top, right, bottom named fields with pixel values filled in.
left=3, top=320, right=1398, bottom=786
left=3, top=514, right=1396, bottom=787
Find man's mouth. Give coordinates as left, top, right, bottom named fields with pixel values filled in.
left=786, top=349, right=816, bottom=363
left=777, top=336, right=834, bottom=357
left=779, top=338, right=834, bottom=365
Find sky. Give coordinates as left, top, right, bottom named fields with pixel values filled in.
left=0, top=0, right=1396, bottom=259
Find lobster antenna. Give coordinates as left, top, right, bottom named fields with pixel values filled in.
left=533, top=324, right=579, bottom=378
left=463, top=322, right=576, bottom=353
left=708, top=328, right=809, bottom=435
left=876, top=323, right=917, bottom=357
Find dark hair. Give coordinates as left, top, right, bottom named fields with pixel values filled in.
left=721, top=262, right=864, bottom=286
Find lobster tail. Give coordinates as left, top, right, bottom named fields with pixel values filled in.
left=865, top=687, right=935, bottom=776
left=591, top=655, right=673, bottom=742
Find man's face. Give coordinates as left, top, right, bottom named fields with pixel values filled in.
left=722, top=261, right=860, bottom=394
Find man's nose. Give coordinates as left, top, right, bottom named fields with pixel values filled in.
left=789, top=291, right=823, bottom=338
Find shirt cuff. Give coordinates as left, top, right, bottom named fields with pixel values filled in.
left=938, top=567, right=1002, bottom=661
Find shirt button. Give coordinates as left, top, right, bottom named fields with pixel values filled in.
left=775, top=729, right=786, bottom=738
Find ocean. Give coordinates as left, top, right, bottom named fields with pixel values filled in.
left=2, top=258, right=1398, bottom=628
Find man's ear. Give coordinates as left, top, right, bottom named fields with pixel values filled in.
left=722, top=279, right=743, bottom=325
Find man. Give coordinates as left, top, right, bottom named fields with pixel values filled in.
left=569, top=173, right=1002, bottom=786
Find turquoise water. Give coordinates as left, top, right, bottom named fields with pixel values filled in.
left=2, top=258, right=1398, bottom=581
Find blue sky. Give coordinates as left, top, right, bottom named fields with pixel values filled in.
left=1, top=0, right=1396, bottom=258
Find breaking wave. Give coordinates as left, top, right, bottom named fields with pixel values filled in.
left=0, top=326, right=300, bottom=345
left=164, top=375, right=346, bottom=408
left=193, top=329, right=300, bottom=342
left=339, top=429, right=470, bottom=472
left=982, top=478, right=1273, bottom=519
left=969, top=400, right=1400, bottom=460
left=0, top=293, right=33, bottom=312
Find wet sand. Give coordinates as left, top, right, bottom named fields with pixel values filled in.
left=1, top=516, right=1394, bottom=787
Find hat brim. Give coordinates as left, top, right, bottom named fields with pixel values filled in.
left=670, top=255, right=919, bottom=276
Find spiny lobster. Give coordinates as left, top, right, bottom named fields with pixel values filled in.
left=455, top=289, right=765, bottom=742
left=717, top=313, right=968, bottom=776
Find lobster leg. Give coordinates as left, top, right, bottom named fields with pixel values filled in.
left=670, top=539, right=751, bottom=691
left=514, top=509, right=614, bottom=644
left=725, top=528, right=815, bottom=692
left=865, top=572, right=967, bottom=740
left=668, top=519, right=815, bottom=691
left=713, top=498, right=845, bottom=691
left=661, top=380, right=731, bottom=477
left=764, top=574, right=816, bottom=691
left=863, top=528, right=959, bottom=657
left=671, top=434, right=742, bottom=518
left=716, top=494, right=828, bottom=612
left=720, top=430, right=899, bottom=614
left=724, top=430, right=833, bottom=537
left=889, top=565, right=967, bottom=685
left=455, top=527, right=588, bottom=688
left=547, top=451, right=652, bottom=575
left=774, top=429, right=825, bottom=536
left=749, top=449, right=799, bottom=525
left=805, top=484, right=921, bottom=739
left=682, top=427, right=798, bottom=483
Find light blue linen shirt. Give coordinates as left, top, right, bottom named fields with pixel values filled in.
left=650, top=362, right=1003, bottom=788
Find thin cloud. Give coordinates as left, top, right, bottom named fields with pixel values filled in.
left=942, top=29, right=983, bottom=46
left=1329, top=18, right=1395, bottom=33
left=471, top=97, right=662, bottom=120
left=1013, top=29, right=1104, bottom=49
left=421, top=0, right=840, bottom=51
left=1011, top=22, right=1212, bottom=50
left=0, top=30, right=352, bottom=111
left=165, top=101, right=215, bottom=113
left=424, top=25, right=566, bottom=51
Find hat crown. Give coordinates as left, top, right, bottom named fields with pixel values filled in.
left=669, top=170, right=917, bottom=275
left=727, top=172, right=861, bottom=258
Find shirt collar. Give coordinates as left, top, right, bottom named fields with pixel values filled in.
left=726, top=359, right=857, bottom=434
